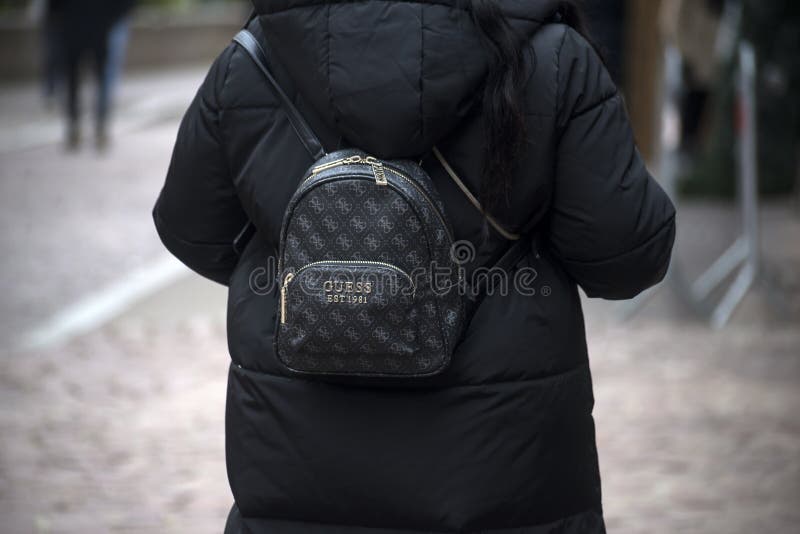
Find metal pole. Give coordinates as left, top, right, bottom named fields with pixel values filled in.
left=709, top=41, right=760, bottom=328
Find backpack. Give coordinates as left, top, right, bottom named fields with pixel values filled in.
left=232, top=29, right=530, bottom=379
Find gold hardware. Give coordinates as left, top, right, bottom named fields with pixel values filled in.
left=279, top=261, right=415, bottom=322
left=323, top=280, right=373, bottom=294
left=291, top=158, right=454, bottom=273
left=432, top=146, right=520, bottom=241
left=365, top=156, right=387, bottom=185
left=325, top=294, right=368, bottom=304
left=305, top=161, right=452, bottom=242
left=293, top=260, right=414, bottom=289
left=311, top=155, right=365, bottom=175
left=280, top=272, right=295, bottom=324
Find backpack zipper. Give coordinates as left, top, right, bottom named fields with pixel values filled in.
left=280, top=272, right=295, bottom=323
left=311, top=155, right=386, bottom=185
left=278, top=157, right=453, bottom=280
left=307, top=157, right=449, bottom=238
left=280, top=260, right=415, bottom=324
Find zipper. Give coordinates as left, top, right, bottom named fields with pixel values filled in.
left=310, top=155, right=365, bottom=176
left=383, top=166, right=449, bottom=236
left=279, top=156, right=454, bottom=278
left=279, top=260, right=415, bottom=325
left=307, top=157, right=451, bottom=239
left=368, top=157, right=388, bottom=185
left=280, top=272, right=295, bottom=324
left=310, top=155, right=386, bottom=185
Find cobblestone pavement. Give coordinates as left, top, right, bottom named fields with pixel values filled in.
left=1, top=72, right=799, bottom=533
left=0, top=316, right=231, bottom=534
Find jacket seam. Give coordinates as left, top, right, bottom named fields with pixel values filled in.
left=217, top=44, right=237, bottom=181
left=236, top=506, right=603, bottom=533
left=617, top=142, right=637, bottom=190
left=154, top=207, right=237, bottom=249
left=555, top=27, right=619, bottom=122
left=230, top=360, right=590, bottom=389
left=554, top=24, right=569, bottom=123
left=557, top=212, right=676, bottom=266
left=257, top=0, right=551, bottom=23
left=569, top=90, right=620, bottom=120
left=218, top=104, right=280, bottom=111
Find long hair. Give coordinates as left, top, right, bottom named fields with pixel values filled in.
left=465, top=0, right=595, bottom=212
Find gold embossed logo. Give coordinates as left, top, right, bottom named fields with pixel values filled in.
left=323, top=280, right=373, bottom=304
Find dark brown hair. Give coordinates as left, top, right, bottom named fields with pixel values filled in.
left=465, top=0, right=595, bottom=211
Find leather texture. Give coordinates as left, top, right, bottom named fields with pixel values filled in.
left=275, top=149, right=463, bottom=377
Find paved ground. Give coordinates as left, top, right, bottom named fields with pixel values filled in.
left=0, top=66, right=206, bottom=347
left=0, top=71, right=799, bottom=533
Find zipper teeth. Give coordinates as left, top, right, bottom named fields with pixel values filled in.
left=303, top=158, right=452, bottom=241
left=309, top=157, right=351, bottom=175
left=293, top=260, right=414, bottom=287
left=307, top=155, right=372, bottom=179
left=280, top=260, right=414, bottom=325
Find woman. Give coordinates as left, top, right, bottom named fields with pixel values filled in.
left=154, top=1, right=676, bottom=532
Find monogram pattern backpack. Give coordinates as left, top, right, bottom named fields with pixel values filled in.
left=233, top=30, right=529, bottom=379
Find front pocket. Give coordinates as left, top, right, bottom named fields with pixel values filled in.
left=276, top=261, right=419, bottom=374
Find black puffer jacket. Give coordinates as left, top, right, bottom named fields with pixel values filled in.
left=154, top=1, right=676, bottom=532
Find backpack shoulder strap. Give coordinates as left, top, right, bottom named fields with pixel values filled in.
left=426, top=148, right=538, bottom=317
left=233, top=29, right=326, bottom=160
left=431, top=146, right=521, bottom=241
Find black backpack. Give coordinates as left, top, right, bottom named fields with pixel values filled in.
left=233, top=30, right=530, bottom=379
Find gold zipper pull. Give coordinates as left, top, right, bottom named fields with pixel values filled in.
left=311, top=155, right=364, bottom=175
left=280, top=272, right=295, bottom=324
left=366, top=156, right=387, bottom=185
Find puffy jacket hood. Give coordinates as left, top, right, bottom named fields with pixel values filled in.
left=252, top=0, right=560, bottom=157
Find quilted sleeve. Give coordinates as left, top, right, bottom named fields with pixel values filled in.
left=547, top=27, right=676, bottom=300
left=153, top=46, right=249, bottom=286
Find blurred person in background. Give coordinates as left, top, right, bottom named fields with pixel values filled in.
left=154, top=1, right=676, bottom=533
left=46, top=0, right=135, bottom=151
left=665, top=0, right=800, bottom=200
left=659, top=0, right=726, bottom=158
left=104, top=7, right=133, bottom=113
left=29, top=0, right=60, bottom=107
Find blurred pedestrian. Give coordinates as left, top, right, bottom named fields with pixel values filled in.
left=48, top=0, right=135, bottom=151
left=155, top=1, right=676, bottom=533
left=659, top=0, right=726, bottom=155
left=105, top=11, right=132, bottom=114
left=29, top=0, right=60, bottom=108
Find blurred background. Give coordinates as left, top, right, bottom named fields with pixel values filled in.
left=0, top=0, right=797, bottom=532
